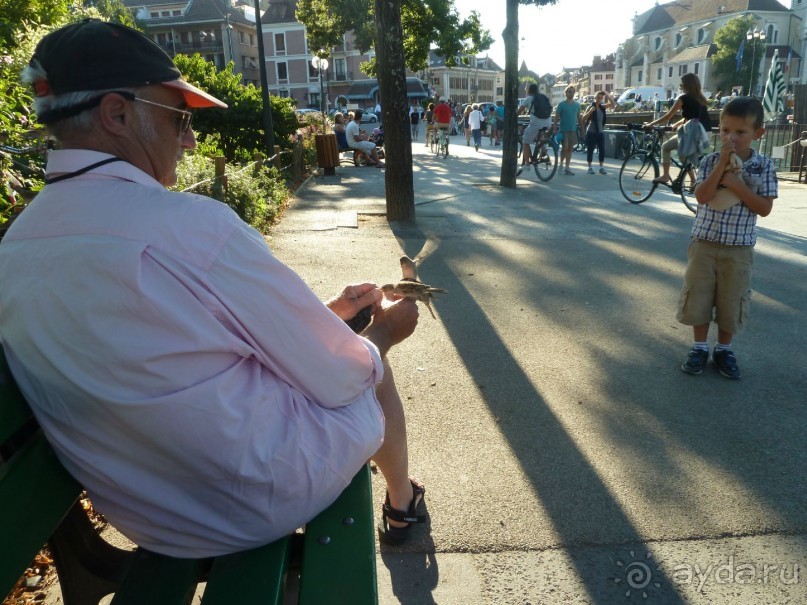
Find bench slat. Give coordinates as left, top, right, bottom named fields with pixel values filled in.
left=0, top=351, right=34, bottom=445
left=0, top=433, right=82, bottom=598
left=201, top=536, right=291, bottom=605
left=298, top=465, right=377, bottom=605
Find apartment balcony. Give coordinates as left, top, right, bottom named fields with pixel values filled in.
left=168, top=40, right=225, bottom=55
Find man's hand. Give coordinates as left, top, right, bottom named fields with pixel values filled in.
left=326, top=283, right=381, bottom=321
left=363, top=298, right=419, bottom=358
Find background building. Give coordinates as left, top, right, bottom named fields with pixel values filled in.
left=614, top=0, right=801, bottom=98
left=124, top=0, right=262, bottom=86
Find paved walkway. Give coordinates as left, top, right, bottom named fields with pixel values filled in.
left=271, top=136, right=807, bottom=604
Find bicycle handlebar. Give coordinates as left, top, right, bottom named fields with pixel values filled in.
left=624, top=122, right=674, bottom=133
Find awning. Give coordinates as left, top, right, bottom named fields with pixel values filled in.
left=344, top=77, right=428, bottom=100
left=345, top=79, right=378, bottom=101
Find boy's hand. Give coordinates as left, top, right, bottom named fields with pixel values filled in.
left=719, top=170, right=748, bottom=195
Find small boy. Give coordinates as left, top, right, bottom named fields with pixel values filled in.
left=677, top=97, right=776, bottom=379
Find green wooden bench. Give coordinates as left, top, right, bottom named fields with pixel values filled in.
left=0, top=350, right=378, bottom=604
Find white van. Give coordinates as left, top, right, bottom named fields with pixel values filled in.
left=617, top=87, right=667, bottom=105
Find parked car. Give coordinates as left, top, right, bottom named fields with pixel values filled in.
left=359, top=111, right=378, bottom=123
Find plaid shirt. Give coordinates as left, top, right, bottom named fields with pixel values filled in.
left=691, top=149, right=777, bottom=246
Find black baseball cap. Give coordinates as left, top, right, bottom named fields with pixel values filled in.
left=30, top=19, right=226, bottom=123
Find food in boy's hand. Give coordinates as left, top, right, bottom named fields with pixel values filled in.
left=707, top=152, right=744, bottom=211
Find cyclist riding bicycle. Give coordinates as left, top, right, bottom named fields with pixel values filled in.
left=423, top=102, right=435, bottom=147
left=433, top=97, right=453, bottom=156
left=517, top=83, right=553, bottom=174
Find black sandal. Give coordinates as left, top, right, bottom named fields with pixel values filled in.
left=378, top=478, right=426, bottom=545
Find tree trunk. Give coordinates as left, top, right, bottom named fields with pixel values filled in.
left=375, top=0, right=415, bottom=223
left=499, top=0, right=520, bottom=188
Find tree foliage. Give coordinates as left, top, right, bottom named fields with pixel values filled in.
left=173, top=54, right=298, bottom=162
left=711, top=16, right=759, bottom=94
left=296, top=0, right=493, bottom=74
left=0, top=0, right=134, bottom=51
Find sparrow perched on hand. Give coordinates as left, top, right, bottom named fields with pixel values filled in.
left=380, top=280, right=446, bottom=319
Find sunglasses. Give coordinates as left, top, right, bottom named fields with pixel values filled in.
left=115, top=91, right=194, bottom=134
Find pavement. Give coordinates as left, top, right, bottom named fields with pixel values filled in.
left=35, top=135, right=806, bottom=605
left=270, top=135, right=807, bottom=604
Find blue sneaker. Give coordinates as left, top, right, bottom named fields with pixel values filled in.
left=713, top=349, right=741, bottom=379
left=681, top=348, right=709, bottom=375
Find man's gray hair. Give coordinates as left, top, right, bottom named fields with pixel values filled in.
left=24, top=61, right=141, bottom=137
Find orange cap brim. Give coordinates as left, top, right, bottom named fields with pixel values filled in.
left=162, top=79, right=227, bottom=109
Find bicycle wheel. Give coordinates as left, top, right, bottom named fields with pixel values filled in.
left=429, top=132, right=436, bottom=154
left=619, top=152, right=658, bottom=203
left=440, top=136, right=448, bottom=159
left=679, top=184, right=697, bottom=213
left=533, top=142, right=558, bottom=181
left=671, top=161, right=698, bottom=213
left=621, top=136, right=635, bottom=159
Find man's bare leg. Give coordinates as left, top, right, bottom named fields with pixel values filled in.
left=371, top=358, right=416, bottom=527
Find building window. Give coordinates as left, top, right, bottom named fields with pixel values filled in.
left=697, top=28, right=706, bottom=44
left=668, top=66, right=674, bottom=77
left=657, top=67, right=662, bottom=80
left=278, top=88, right=289, bottom=98
left=172, top=10, right=181, bottom=16
left=250, top=34, right=255, bottom=46
left=637, top=70, right=643, bottom=83
left=239, top=31, right=245, bottom=44
left=180, top=31, right=189, bottom=44
left=675, top=33, right=683, bottom=47
left=766, top=24, right=777, bottom=44
left=274, top=33, right=286, bottom=55
left=334, top=58, right=347, bottom=81
left=694, top=63, right=699, bottom=75
left=654, top=36, right=662, bottom=51
left=594, top=74, right=602, bottom=80
left=679, top=64, right=687, bottom=76
left=277, top=61, right=288, bottom=83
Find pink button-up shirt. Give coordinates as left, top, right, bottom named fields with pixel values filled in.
left=0, top=150, right=385, bottom=557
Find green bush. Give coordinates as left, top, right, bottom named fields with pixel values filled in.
left=295, top=112, right=334, bottom=171
left=173, top=152, right=288, bottom=233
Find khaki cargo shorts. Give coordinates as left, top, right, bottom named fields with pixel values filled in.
left=676, top=238, right=753, bottom=334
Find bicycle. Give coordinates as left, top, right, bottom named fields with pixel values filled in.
left=427, top=126, right=437, bottom=154
left=618, top=124, right=699, bottom=213
left=435, top=127, right=449, bottom=159
left=619, top=126, right=656, bottom=159
left=573, top=127, right=586, bottom=153
left=517, top=123, right=558, bottom=182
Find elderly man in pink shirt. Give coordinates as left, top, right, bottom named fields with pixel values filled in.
left=0, top=20, right=425, bottom=556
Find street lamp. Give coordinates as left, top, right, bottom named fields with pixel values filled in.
left=311, top=55, right=329, bottom=133
left=746, top=28, right=766, bottom=96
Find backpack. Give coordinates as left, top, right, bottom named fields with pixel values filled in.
left=532, top=93, right=552, bottom=119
